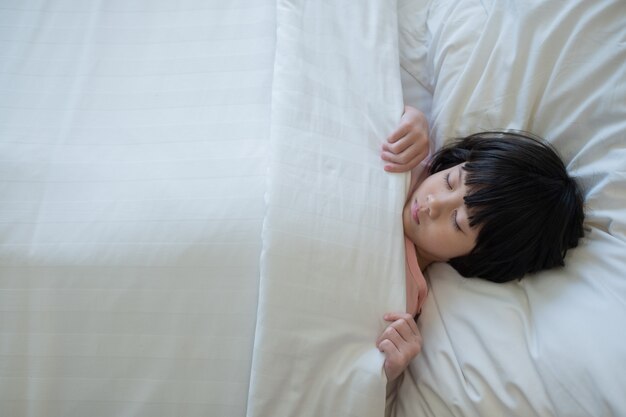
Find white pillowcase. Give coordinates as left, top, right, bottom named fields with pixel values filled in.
left=395, top=0, right=626, bottom=416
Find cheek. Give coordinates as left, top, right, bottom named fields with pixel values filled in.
left=449, top=236, right=477, bottom=259
left=424, top=225, right=475, bottom=260
left=418, top=224, right=454, bottom=254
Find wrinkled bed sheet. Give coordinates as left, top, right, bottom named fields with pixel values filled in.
left=395, top=0, right=626, bottom=416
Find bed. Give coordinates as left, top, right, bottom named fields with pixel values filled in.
left=1, top=0, right=624, bottom=416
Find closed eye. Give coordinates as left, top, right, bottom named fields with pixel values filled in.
left=445, top=173, right=453, bottom=190
left=451, top=209, right=462, bottom=231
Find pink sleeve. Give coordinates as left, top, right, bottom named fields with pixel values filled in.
left=404, top=167, right=429, bottom=315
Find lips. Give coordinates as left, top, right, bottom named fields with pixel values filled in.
left=411, top=200, right=420, bottom=224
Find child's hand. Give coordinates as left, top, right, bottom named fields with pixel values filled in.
left=376, top=312, right=422, bottom=383
left=381, top=105, right=429, bottom=173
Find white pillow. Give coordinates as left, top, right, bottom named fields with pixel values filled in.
left=395, top=0, right=626, bottom=416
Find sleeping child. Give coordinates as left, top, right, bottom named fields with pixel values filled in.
left=377, top=106, right=585, bottom=383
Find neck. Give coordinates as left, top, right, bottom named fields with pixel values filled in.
left=414, top=244, right=435, bottom=272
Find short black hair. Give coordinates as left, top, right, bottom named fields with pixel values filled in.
left=429, top=131, right=585, bottom=282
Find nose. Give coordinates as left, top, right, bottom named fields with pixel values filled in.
left=426, top=192, right=460, bottom=218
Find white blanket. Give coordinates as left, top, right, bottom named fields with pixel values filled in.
left=247, top=1, right=407, bottom=416
left=1, top=0, right=406, bottom=416
left=0, top=1, right=274, bottom=415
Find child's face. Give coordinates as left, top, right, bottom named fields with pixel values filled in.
left=403, top=163, right=480, bottom=266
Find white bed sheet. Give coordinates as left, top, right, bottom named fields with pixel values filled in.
left=0, top=1, right=274, bottom=416
left=395, top=0, right=626, bottom=416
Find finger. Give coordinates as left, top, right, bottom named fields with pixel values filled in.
left=383, top=354, right=403, bottom=382
left=384, top=312, right=419, bottom=336
left=383, top=153, right=425, bottom=173
left=381, top=145, right=420, bottom=165
left=384, top=312, right=416, bottom=323
left=389, top=318, right=419, bottom=343
left=379, top=340, right=403, bottom=382
left=383, top=324, right=422, bottom=364
left=382, top=136, right=429, bottom=162
left=383, top=134, right=415, bottom=154
left=378, top=338, right=400, bottom=356
left=386, top=123, right=411, bottom=144
left=377, top=324, right=401, bottom=347
left=376, top=324, right=402, bottom=348
left=383, top=326, right=402, bottom=352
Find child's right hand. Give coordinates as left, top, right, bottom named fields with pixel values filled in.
left=381, top=105, right=429, bottom=173
left=376, top=312, right=423, bottom=382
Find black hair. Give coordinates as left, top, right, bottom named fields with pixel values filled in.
left=429, top=131, right=585, bottom=282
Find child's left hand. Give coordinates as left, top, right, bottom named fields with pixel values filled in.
left=377, top=312, right=423, bottom=383
left=381, top=105, right=429, bottom=173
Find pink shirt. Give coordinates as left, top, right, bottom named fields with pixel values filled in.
left=405, top=237, right=428, bottom=316
left=405, top=169, right=428, bottom=316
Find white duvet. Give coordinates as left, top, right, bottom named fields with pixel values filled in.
left=0, top=1, right=275, bottom=415
left=247, top=1, right=406, bottom=416
left=0, top=0, right=624, bottom=416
